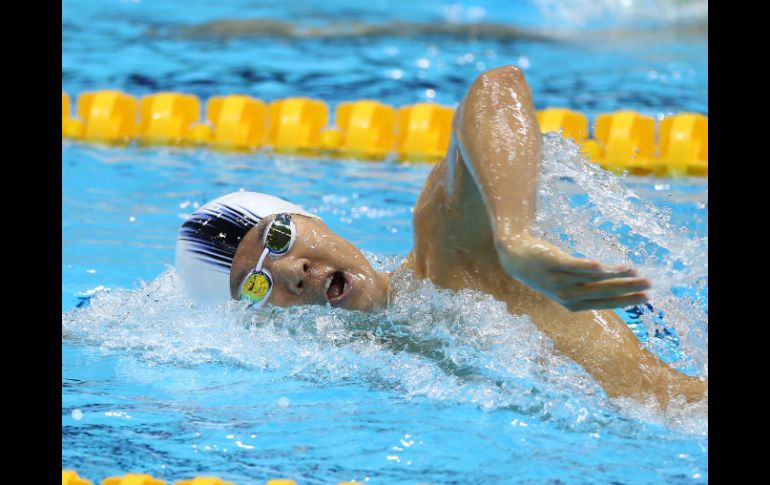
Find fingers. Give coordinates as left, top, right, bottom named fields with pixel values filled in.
left=548, top=256, right=638, bottom=289
left=552, top=269, right=635, bottom=286
left=562, top=292, right=650, bottom=312
left=556, top=277, right=651, bottom=302
left=554, top=277, right=651, bottom=312
left=558, top=256, right=636, bottom=277
left=497, top=237, right=651, bottom=312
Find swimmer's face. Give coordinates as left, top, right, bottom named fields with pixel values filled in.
left=230, top=214, right=390, bottom=311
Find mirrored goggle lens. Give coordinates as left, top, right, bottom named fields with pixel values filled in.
left=240, top=270, right=273, bottom=306
left=265, top=213, right=293, bottom=254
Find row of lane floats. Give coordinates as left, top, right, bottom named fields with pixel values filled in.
left=63, top=470, right=364, bottom=485
left=62, top=90, right=708, bottom=177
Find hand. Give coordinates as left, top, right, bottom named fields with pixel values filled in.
left=495, top=234, right=651, bottom=312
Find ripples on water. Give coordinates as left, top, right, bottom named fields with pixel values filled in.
left=62, top=0, right=708, bottom=116
left=63, top=0, right=707, bottom=481
left=63, top=136, right=707, bottom=439
left=536, top=134, right=708, bottom=376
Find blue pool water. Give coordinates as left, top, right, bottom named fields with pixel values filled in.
left=62, top=1, right=708, bottom=483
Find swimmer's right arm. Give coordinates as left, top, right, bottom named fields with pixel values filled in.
left=454, top=66, right=650, bottom=311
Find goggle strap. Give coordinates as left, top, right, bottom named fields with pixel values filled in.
left=255, top=246, right=269, bottom=272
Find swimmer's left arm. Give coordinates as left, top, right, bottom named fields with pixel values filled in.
left=455, top=66, right=651, bottom=311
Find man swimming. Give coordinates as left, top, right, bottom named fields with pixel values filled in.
left=176, top=65, right=707, bottom=407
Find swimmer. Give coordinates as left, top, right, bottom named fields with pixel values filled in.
left=176, top=65, right=707, bottom=408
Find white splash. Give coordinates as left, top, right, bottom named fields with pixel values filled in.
left=534, top=134, right=707, bottom=377
left=62, top=137, right=706, bottom=436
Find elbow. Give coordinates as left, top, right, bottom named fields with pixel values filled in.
left=465, top=64, right=533, bottom=112
left=471, top=65, right=525, bottom=89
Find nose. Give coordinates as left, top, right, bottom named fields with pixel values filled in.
left=284, top=257, right=311, bottom=296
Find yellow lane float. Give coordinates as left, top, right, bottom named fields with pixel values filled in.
left=592, top=111, right=656, bottom=176
left=77, top=90, right=138, bottom=144
left=102, top=473, right=167, bottom=485
left=61, top=90, right=707, bottom=176
left=267, top=97, right=328, bottom=152
left=138, top=92, right=201, bottom=145
left=537, top=108, right=588, bottom=142
left=655, top=113, right=708, bottom=176
left=396, top=103, right=454, bottom=162
left=62, top=92, right=84, bottom=139
left=204, top=95, right=267, bottom=150
left=335, top=100, right=396, bottom=158
left=62, top=470, right=93, bottom=485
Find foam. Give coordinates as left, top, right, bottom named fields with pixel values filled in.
left=62, top=134, right=707, bottom=436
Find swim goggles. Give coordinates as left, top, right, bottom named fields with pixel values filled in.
left=238, top=213, right=296, bottom=308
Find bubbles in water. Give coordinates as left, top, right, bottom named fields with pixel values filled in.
left=534, top=134, right=707, bottom=378
left=62, top=137, right=706, bottom=436
left=62, top=268, right=705, bottom=435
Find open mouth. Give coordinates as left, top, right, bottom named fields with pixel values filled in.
left=324, top=270, right=352, bottom=305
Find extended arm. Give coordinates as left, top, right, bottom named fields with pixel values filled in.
left=408, top=66, right=707, bottom=405
left=452, top=67, right=706, bottom=405
left=454, top=66, right=650, bottom=311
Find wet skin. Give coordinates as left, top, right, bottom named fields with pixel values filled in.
left=230, top=65, right=707, bottom=407
left=230, top=214, right=390, bottom=312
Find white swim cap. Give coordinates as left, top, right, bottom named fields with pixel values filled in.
left=175, top=191, right=319, bottom=305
